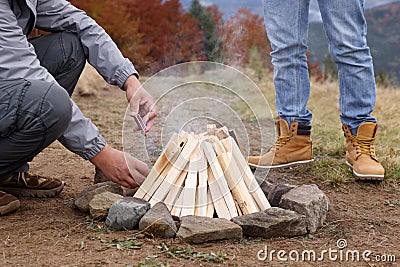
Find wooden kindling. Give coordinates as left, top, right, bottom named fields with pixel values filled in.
left=134, top=125, right=271, bottom=220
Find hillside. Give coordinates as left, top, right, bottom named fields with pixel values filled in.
left=179, top=0, right=400, bottom=82
left=308, top=2, right=400, bottom=82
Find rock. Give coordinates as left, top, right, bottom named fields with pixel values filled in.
left=139, top=202, right=177, bottom=238
left=279, top=184, right=329, bottom=233
left=74, top=182, right=123, bottom=213
left=94, top=167, right=108, bottom=184
left=121, top=187, right=139, bottom=197
left=177, top=216, right=242, bottom=244
left=106, top=197, right=151, bottom=230
left=231, top=207, right=307, bottom=238
left=267, top=184, right=297, bottom=207
left=89, top=192, right=123, bottom=219
left=260, top=181, right=276, bottom=197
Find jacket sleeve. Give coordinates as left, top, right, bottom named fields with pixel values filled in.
left=0, top=0, right=57, bottom=84
left=0, top=0, right=107, bottom=160
left=35, top=0, right=138, bottom=89
left=58, top=100, right=107, bottom=160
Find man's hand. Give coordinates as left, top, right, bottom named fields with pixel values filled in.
left=124, top=75, right=157, bottom=133
left=90, top=144, right=149, bottom=188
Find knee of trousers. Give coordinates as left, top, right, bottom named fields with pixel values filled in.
left=329, top=46, right=373, bottom=68
left=20, top=80, right=73, bottom=140
left=43, top=83, right=73, bottom=137
left=59, top=31, right=87, bottom=69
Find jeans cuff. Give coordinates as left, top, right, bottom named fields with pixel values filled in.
left=82, top=134, right=107, bottom=160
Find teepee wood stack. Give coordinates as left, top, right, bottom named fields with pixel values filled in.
left=134, top=126, right=271, bottom=220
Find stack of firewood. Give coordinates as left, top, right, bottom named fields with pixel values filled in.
left=134, top=125, right=271, bottom=220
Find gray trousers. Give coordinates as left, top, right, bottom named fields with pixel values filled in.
left=0, top=31, right=86, bottom=179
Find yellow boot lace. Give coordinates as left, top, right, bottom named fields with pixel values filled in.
left=274, top=135, right=292, bottom=148
left=350, top=135, right=378, bottom=161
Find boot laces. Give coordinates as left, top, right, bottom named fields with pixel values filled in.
left=16, top=172, right=28, bottom=186
left=275, top=135, right=291, bottom=148
left=350, top=135, right=377, bottom=160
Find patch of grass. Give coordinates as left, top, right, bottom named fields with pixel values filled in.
left=137, top=260, right=170, bottom=267
left=312, top=128, right=345, bottom=158
left=156, top=242, right=228, bottom=263
left=301, top=157, right=352, bottom=185
left=381, top=156, right=400, bottom=181
left=386, top=199, right=400, bottom=207
left=323, top=228, right=348, bottom=239
left=100, top=238, right=143, bottom=251
left=86, top=222, right=110, bottom=233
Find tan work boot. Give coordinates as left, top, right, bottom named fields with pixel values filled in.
left=248, top=119, right=313, bottom=168
left=342, top=122, right=385, bottom=181
left=0, top=191, right=20, bottom=216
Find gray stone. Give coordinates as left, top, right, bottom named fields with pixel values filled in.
left=106, top=197, right=151, bottom=230
left=89, top=191, right=123, bottom=219
left=74, top=182, right=123, bottom=213
left=231, top=207, right=307, bottom=238
left=267, top=184, right=297, bottom=207
left=177, top=216, right=242, bottom=244
left=279, top=184, right=329, bottom=233
left=260, top=181, right=276, bottom=197
left=139, top=202, right=177, bottom=238
left=94, top=167, right=108, bottom=184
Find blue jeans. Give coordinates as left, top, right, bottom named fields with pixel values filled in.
left=263, top=0, right=377, bottom=135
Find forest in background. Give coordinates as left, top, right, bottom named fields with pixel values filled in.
left=69, top=0, right=272, bottom=76
left=69, top=0, right=398, bottom=85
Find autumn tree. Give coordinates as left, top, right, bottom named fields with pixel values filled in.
left=190, top=0, right=223, bottom=62
left=69, top=0, right=145, bottom=64
left=219, top=8, right=271, bottom=70
left=70, top=0, right=205, bottom=75
left=120, top=0, right=205, bottom=74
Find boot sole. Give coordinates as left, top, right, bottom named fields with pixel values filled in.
left=248, top=159, right=314, bottom=169
left=0, top=199, right=20, bottom=215
left=0, top=182, right=65, bottom=198
left=345, top=162, right=384, bottom=181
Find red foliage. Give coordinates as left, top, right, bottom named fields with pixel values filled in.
left=70, top=0, right=205, bottom=75
left=219, top=8, right=271, bottom=68
left=306, top=52, right=325, bottom=82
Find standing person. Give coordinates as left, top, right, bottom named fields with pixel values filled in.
left=248, top=0, right=384, bottom=181
left=0, top=0, right=157, bottom=215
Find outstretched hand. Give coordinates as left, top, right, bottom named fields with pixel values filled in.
left=90, top=144, right=148, bottom=188
left=124, top=75, right=157, bottom=133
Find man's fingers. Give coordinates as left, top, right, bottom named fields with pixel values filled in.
left=132, top=172, right=146, bottom=186
left=119, top=180, right=134, bottom=189
left=129, top=97, right=140, bottom=117
left=144, top=109, right=157, bottom=132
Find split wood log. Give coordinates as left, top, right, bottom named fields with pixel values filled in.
left=135, top=133, right=185, bottom=199
left=201, top=141, right=238, bottom=219
left=206, top=188, right=215, bottom=218
left=149, top=133, right=199, bottom=206
left=163, top=169, right=188, bottom=211
left=220, top=137, right=271, bottom=211
left=181, top=149, right=201, bottom=217
left=195, top=150, right=208, bottom=217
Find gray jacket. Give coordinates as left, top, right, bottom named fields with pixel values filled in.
left=0, top=0, right=138, bottom=159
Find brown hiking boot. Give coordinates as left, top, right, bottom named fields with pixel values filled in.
left=248, top=119, right=313, bottom=168
left=0, top=191, right=20, bottom=215
left=342, top=122, right=385, bottom=181
left=0, top=172, right=65, bottom=197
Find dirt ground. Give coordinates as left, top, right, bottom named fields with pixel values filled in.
left=1, top=85, right=399, bottom=267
